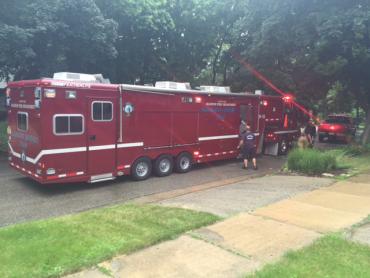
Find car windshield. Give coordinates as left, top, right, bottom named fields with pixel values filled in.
left=325, top=117, right=351, bottom=124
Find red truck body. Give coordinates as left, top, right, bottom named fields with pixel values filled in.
left=6, top=76, right=301, bottom=184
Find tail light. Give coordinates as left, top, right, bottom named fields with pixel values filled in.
left=266, top=133, right=276, bottom=139
left=195, top=97, right=202, bottom=103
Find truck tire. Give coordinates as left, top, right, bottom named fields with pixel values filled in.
left=131, top=157, right=152, bottom=181
left=154, top=155, right=174, bottom=177
left=278, top=139, right=288, bottom=155
left=175, top=152, right=192, bottom=173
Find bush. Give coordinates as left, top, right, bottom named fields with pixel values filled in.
left=0, top=121, right=7, bottom=153
left=344, top=144, right=370, bottom=157
left=287, top=148, right=337, bottom=175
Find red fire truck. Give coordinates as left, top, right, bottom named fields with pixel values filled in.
left=5, top=73, right=300, bottom=184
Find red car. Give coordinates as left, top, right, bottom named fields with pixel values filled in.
left=318, top=114, right=356, bottom=143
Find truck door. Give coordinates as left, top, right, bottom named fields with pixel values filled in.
left=87, top=97, right=117, bottom=181
left=240, top=103, right=256, bottom=130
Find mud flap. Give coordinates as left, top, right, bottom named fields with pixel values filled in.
left=257, top=133, right=264, bottom=154
left=264, top=142, right=279, bottom=156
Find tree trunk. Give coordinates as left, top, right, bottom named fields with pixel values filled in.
left=361, top=108, right=370, bottom=145
left=222, top=59, right=230, bottom=85
left=212, top=41, right=224, bottom=85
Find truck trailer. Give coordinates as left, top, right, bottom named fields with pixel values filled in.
left=6, top=73, right=300, bottom=184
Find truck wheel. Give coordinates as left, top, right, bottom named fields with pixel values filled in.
left=278, top=139, right=288, bottom=155
left=154, top=155, right=174, bottom=177
left=131, top=157, right=152, bottom=181
left=175, top=152, right=192, bottom=173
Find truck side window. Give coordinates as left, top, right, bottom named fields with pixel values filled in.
left=17, top=112, right=28, bottom=131
left=92, top=101, right=113, bottom=121
left=54, top=115, right=84, bottom=135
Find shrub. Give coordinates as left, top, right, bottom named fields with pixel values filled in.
left=344, top=143, right=370, bottom=157
left=0, top=121, right=7, bottom=153
left=287, top=148, right=337, bottom=175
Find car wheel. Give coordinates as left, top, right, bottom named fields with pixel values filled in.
left=131, top=157, right=152, bottom=181
left=154, top=155, right=174, bottom=177
left=175, top=152, right=192, bottom=173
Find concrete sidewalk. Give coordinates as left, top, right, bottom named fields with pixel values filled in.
left=68, top=174, right=370, bottom=278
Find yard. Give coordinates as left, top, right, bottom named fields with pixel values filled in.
left=0, top=203, right=219, bottom=278
left=249, top=234, right=370, bottom=278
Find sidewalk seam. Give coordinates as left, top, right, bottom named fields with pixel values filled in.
left=187, top=232, right=254, bottom=260
left=250, top=211, right=325, bottom=235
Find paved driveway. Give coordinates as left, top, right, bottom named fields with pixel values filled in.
left=0, top=155, right=285, bottom=227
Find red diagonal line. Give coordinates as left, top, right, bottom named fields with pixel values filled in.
left=231, top=51, right=321, bottom=123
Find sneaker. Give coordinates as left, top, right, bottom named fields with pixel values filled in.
left=253, top=165, right=258, bottom=170
left=242, top=165, right=248, bottom=170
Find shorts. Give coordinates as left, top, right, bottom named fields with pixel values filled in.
left=242, top=147, right=256, bottom=160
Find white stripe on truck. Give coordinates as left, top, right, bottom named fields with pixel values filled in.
left=8, top=142, right=144, bottom=164
left=198, top=135, right=239, bottom=141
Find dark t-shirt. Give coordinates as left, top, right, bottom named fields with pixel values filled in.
left=243, top=131, right=255, bottom=149
left=305, top=124, right=316, bottom=137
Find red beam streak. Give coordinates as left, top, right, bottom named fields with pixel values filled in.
left=231, top=51, right=321, bottom=123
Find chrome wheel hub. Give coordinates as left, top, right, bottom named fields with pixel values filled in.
left=159, top=159, right=171, bottom=173
left=136, top=162, right=149, bottom=177
left=180, top=157, right=190, bottom=169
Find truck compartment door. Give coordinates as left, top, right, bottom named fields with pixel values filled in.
left=87, top=97, right=117, bottom=181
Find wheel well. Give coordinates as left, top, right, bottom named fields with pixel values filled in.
left=175, top=151, right=193, bottom=159
left=154, top=153, right=173, bottom=161
left=132, top=156, right=151, bottom=165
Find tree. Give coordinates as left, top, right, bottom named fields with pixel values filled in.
left=0, top=0, right=118, bottom=80
left=218, top=0, right=370, bottom=143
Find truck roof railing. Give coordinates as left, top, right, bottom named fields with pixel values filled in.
left=52, top=72, right=111, bottom=84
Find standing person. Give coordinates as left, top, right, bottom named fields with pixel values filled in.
left=237, top=120, right=247, bottom=159
left=239, top=120, right=247, bottom=137
left=238, top=124, right=258, bottom=170
left=305, top=120, right=317, bottom=147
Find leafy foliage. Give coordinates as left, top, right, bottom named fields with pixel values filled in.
left=344, top=143, right=370, bottom=157
left=0, top=121, right=7, bottom=153
left=0, top=0, right=118, bottom=80
left=287, top=148, right=337, bottom=175
left=2, top=1, right=370, bottom=141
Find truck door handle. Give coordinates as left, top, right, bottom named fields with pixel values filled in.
left=89, top=135, right=96, bottom=141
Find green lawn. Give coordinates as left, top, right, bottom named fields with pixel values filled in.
left=0, top=121, right=7, bottom=152
left=286, top=146, right=370, bottom=177
left=327, top=148, right=370, bottom=179
left=0, top=203, right=220, bottom=278
left=248, top=234, right=370, bottom=278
